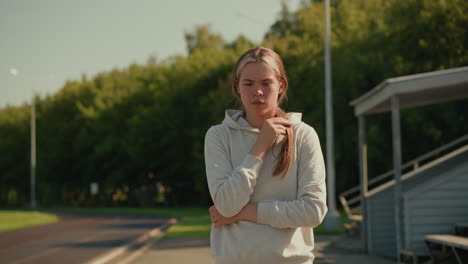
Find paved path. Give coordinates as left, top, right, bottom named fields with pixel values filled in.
left=127, top=235, right=396, bottom=264
left=313, top=235, right=396, bottom=264
left=124, top=237, right=212, bottom=264
left=0, top=211, right=171, bottom=264
left=1, top=212, right=397, bottom=264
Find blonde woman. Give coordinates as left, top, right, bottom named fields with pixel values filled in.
left=204, top=47, right=327, bottom=264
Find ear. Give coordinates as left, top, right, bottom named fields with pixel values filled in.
left=279, top=79, right=286, bottom=94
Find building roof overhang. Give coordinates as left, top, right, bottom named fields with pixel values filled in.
left=350, top=66, right=468, bottom=116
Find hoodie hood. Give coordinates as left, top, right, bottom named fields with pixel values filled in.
left=222, top=109, right=302, bottom=134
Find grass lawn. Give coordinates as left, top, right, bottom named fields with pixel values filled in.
left=48, top=206, right=350, bottom=238
left=0, top=210, right=60, bottom=232
left=314, top=211, right=351, bottom=235
left=156, top=207, right=210, bottom=239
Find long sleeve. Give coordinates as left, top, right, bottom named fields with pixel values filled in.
left=256, top=125, right=328, bottom=229
left=204, top=126, right=264, bottom=217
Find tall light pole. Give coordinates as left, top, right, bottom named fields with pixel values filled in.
left=9, top=68, right=36, bottom=209
left=323, top=0, right=340, bottom=229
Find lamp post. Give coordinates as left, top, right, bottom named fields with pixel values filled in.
left=323, top=0, right=340, bottom=229
left=9, top=68, right=36, bottom=209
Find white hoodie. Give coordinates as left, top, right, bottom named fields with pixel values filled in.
left=204, top=109, right=328, bottom=264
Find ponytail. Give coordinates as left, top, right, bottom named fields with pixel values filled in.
left=273, top=108, right=294, bottom=177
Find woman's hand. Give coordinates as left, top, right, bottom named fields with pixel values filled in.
left=209, top=205, right=239, bottom=228
left=209, top=204, right=258, bottom=228
left=250, top=117, right=291, bottom=159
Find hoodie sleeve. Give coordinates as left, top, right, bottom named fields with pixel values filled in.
left=256, top=124, right=328, bottom=229
left=204, top=126, right=263, bottom=217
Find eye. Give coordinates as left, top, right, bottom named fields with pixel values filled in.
left=242, top=83, right=253, bottom=86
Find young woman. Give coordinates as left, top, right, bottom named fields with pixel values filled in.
left=204, top=47, right=327, bottom=264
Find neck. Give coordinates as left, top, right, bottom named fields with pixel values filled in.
left=244, top=109, right=277, bottom=129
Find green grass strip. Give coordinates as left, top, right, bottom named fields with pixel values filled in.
left=0, top=210, right=60, bottom=232
left=314, top=211, right=351, bottom=235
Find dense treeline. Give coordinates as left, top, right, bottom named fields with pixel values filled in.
left=1, top=0, right=467, bottom=207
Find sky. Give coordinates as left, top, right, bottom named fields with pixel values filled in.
left=1, top=0, right=302, bottom=108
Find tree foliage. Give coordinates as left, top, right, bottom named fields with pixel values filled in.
left=1, top=0, right=467, bottom=207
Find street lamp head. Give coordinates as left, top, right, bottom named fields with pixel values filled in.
left=9, top=68, right=19, bottom=76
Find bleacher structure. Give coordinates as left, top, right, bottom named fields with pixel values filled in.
left=340, top=66, right=468, bottom=263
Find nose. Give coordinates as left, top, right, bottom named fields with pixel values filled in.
left=254, top=87, right=263, bottom=97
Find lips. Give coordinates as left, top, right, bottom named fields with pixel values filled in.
left=252, top=100, right=265, bottom=105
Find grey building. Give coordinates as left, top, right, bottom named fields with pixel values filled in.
left=342, top=66, right=468, bottom=259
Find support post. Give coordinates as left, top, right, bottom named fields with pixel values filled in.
left=30, top=94, right=36, bottom=209
left=391, top=96, right=403, bottom=255
left=323, top=0, right=340, bottom=230
left=358, top=115, right=368, bottom=252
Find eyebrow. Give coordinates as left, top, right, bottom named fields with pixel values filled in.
left=241, top=78, right=274, bottom=82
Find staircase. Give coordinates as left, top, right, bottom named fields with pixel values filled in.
left=340, top=134, right=468, bottom=227
left=339, top=134, right=468, bottom=258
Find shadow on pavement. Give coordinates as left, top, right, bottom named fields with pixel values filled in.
left=56, top=238, right=134, bottom=248
left=97, top=222, right=165, bottom=230
left=313, top=235, right=396, bottom=264
left=150, top=237, right=210, bottom=250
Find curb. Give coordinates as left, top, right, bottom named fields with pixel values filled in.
left=85, top=217, right=178, bottom=264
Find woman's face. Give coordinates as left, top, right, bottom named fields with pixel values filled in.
left=237, top=62, right=284, bottom=118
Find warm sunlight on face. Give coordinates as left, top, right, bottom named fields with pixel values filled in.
left=238, top=62, right=284, bottom=118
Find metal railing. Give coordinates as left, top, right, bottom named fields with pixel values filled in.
left=340, top=134, right=468, bottom=221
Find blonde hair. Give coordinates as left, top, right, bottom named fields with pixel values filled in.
left=231, top=47, right=294, bottom=177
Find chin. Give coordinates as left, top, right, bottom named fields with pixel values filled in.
left=253, top=107, right=276, bottom=117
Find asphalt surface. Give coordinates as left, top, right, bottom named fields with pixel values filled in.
left=127, top=235, right=396, bottom=264
left=0, top=211, right=172, bottom=264
left=1, top=212, right=397, bottom=264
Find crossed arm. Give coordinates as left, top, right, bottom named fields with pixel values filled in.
left=209, top=203, right=257, bottom=228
